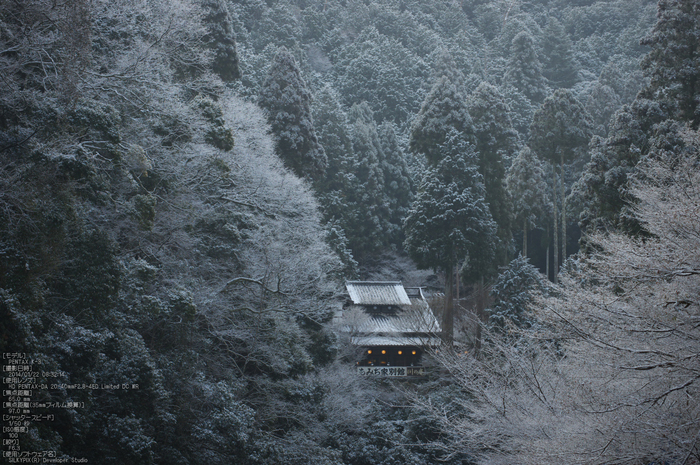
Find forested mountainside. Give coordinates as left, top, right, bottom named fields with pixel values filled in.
left=1, top=0, right=699, bottom=463
left=233, top=0, right=657, bottom=268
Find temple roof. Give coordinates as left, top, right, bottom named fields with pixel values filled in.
left=350, top=304, right=440, bottom=334
left=341, top=281, right=441, bottom=347
left=346, top=281, right=412, bottom=306
left=352, top=335, right=442, bottom=346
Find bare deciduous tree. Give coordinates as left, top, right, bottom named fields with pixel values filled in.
left=427, top=128, right=700, bottom=464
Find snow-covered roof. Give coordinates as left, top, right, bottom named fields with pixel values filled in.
left=341, top=281, right=441, bottom=347
left=346, top=281, right=412, bottom=306
left=352, top=335, right=442, bottom=347
left=350, top=304, right=440, bottom=334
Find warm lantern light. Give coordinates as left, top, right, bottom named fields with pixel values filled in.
left=412, top=350, right=416, bottom=355
left=367, top=350, right=372, bottom=354
left=398, top=350, right=403, bottom=355
left=381, top=349, right=386, bottom=355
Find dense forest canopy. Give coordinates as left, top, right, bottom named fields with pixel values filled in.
left=2, top=0, right=699, bottom=463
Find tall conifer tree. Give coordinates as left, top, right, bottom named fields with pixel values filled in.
left=506, top=147, right=549, bottom=258
left=404, top=130, right=497, bottom=342
left=530, top=89, right=592, bottom=281
left=640, top=0, right=700, bottom=127
left=337, top=102, right=392, bottom=260
left=201, top=0, right=240, bottom=82
left=542, top=17, right=578, bottom=89
left=259, top=47, right=327, bottom=180
left=468, top=82, right=519, bottom=262
left=379, top=121, right=413, bottom=247
left=409, top=76, right=475, bottom=166
left=504, top=31, right=548, bottom=103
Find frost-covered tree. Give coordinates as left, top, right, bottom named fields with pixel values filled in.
left=201, top=0, right=240, bottom=82
left=536, top=140, right=700, bottom=463
left=314, top=95, right=410, bottom=261
left=404, top=130, right=497, bottom=342
left=506, top=146, right=549, bottom=258
left=468, top=82, right=519, bottom=261
left=570, top=99, right=671, bottom=237
left=488, top=136, right=700, bottom=464
left=258, top=47, right=327, bottom=180
left=334, top=26, right=429, bottom=124
left=504, top=31, right=548, bottom=104
left=599, top=55, right=646, bottom=106
left=0, top=0, right=357, bottom=459
left=409, top=76, right=475, bottom=166
left=429, top=47, right=467, bottom=89
left=312, top=84, right=356, bottom=219
left=502, top=86, right=539, bottom=139
left=246, top=0, right=303, bottom=52
left=425, top=134, right=700, bottom=465
left=488, top=255, right=547, bottom=332
left=640, top=0, right=700, bottom=127
left=379, top=120, right=414, bottom=247
left=571, top=0, right=698, bottom=237
left=584, top=83, right=622, bottom=136
left=542, top=17, right=579, bottom=89
left=343, top=102, right=392, bottom=259
left=529, top=89, right=593, bottom=281
left=313, top=84, right=354, bottom=192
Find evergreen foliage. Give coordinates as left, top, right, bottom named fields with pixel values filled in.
left=504, top=31, right=549, bottom=103
left=488, top=255, right=547, bottom=331
left=379, top=120, right=414, bottom=246
left=570, top=99, right=682, bottom=235
left=584, top=82, right=623, bottom=136
left=429, top=48, right=468, bottom=89
left=313, top=94, right=412, bottom=261
left=506, top=146, right=549, bottom=257
left=599, top=55, right=646, bottom=105
left=409, top=76, right=474, bottom=166
left=344, top=102, right=392, bottom=258
left=312, top=84, right=355, bottom=195
left=201, top=0, right=241, bottom=82
left=468, top=82, right=519, bottom=261
left=404, top=130, right=497, bottom=341
left=530, top=89, right=593, bottom=168
left=640, top=0, right=700, bottom=127
left=573, top=0, right=698, bottom=235
left=404, top=131, right=496, bottom=277
left=334, top=26, right=429, bottom=124
left=542, top=17, right=580, bottom=89
left=259, top=47, right=327, bottom=180
left=530, top=89, right=593, bottom=279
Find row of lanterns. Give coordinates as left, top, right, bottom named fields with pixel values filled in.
left=367, top=349, right=417, bottom=356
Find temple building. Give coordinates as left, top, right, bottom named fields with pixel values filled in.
left=340, top=281, right=441, bottom=377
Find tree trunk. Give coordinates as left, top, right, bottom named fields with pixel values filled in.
left=443, top=267, right=454, bottom=344
left=546, top=224, right=550, bottom=280
left=475, top=276, right=485, bottom=357
left=455, top=264, right=460, bottom=308
left=552, top=163, right=558, bottom=283
left=561, top=154, right=566, bottom=269
left=523, top=216, right=528, bottom=258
